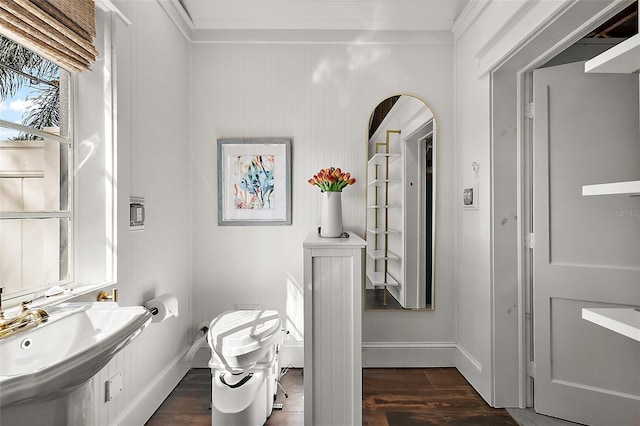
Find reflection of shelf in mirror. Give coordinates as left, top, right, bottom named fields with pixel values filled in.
left=367, top=204, right=400, bottom=209
left=582, top=180, right=640, bottom=196
left=367, top=227, right=400, bottom=234
left=368, top=153, right=400, bottom=166
left=367, top=271, right=399, bottom=287
left=584, top=34, right=640, bottom=74
left=367, top=178, right=400, bottom=187
left=367, top=250, right=399, bottom=260
left=582, top=308, right=640, bottom=342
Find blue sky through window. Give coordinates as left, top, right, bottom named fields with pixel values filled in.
left=1, top=34, right=64, bottom=141
left=0, top=86, right=34, bottom=140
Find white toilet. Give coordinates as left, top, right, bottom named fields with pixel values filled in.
left=207, top=310, right=282, bottom=426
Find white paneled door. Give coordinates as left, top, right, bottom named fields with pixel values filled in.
left=533, top=61, right=640, bottom=425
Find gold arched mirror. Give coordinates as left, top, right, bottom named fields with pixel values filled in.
left=365, top=95, right=436, bottom=310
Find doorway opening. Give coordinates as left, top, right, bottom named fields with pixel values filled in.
left=490, top=1, right=638, bottom=424
left=522, top=0, right=638, bottom=413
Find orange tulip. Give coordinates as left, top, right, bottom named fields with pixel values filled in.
left=308, top=166, right=356, bottom=192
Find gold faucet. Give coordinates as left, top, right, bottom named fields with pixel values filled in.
left=0, top=300, right=49, bottom=339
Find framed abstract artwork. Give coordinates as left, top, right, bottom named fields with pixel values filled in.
left=217, top=138, right=292, bottom=226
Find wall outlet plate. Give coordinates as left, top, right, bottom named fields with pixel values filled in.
left=105, top=372, right=123, bottom=402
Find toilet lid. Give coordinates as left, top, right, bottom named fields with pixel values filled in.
left=209, top=310, right=281, bottom=357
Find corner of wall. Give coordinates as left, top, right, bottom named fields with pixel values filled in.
left=155, top=0, right=194, bottom=42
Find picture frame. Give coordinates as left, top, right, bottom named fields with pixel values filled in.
left=218, top=138, right=292, bottom=226
left=462, top=183, right=478, bottom=210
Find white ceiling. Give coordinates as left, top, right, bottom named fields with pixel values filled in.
left=176, top=0, right=470, bottom=32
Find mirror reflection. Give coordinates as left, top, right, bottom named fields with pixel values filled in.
left=365, top=95, right=435, bottom=310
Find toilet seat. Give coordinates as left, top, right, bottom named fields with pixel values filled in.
left=208, top=310, right=281, bottom=372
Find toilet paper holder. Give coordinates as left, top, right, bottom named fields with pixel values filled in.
left=144, top=294, right=179, bottom=323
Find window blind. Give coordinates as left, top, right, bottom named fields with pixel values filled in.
left=0, top=0, right=97, bottom=72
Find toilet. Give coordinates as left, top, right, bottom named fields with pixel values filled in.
left=207, top=310, right=282, bottom=426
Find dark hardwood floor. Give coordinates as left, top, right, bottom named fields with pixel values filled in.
left=146, top=367, right=517, bottom=426
left=363, top=368, right=517, bottom=425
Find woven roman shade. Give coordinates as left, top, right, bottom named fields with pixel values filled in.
left=0, top=0, right=97, bottom=72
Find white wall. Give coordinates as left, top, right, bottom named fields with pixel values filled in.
left=190, top=34, right=456, bottom=367
left=453, top=3, right=494, bottom=402
left=81, top=1, right=193, bottom=424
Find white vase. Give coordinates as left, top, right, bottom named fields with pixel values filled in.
left=320, top=191, right=343, bottom=237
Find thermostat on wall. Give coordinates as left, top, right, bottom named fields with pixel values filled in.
left=130, top=196, right=145, bottom=230
left=472, top=159, right=480, bottom=176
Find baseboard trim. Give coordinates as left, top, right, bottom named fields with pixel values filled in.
left=362, top=341, right=456, bottom=367
left=114, top=347, right=190, bottom=426
left=455, top=343, right=482, bottom=372
left=280, top=340, right=304, bottom=368
left=455, top=344, right=492, bottom=405
left=187, top=339, right=304, bottom=369
left=187, top=341, right=457, bottom=370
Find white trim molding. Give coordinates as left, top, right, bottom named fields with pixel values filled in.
left=157, top=0, right=194, bottom=42
left=455, top=343, right=491, bottom=404
left=156, top=0, right=455, bottom=45
left=362, top=341, right=457, bottom=368
left=452, top=0, right=491, bottom=42
left=455, top=343, right=482, bottom=372
left=182, top=339, right=304, bottom=369
left=457, top=0, right=580, bottom=77
left=279, top=340, right=304, bottom=368
left=96, top=0, right=132, bottom=26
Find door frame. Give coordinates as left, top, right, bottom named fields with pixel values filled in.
left=404, top=120, right=435, bottom=310
left=488, top=0, right=633, bottom=408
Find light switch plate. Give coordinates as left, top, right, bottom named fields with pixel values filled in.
left=130, top=196, right=145, bottom=230
left=463, top=183, right=478, bottom=210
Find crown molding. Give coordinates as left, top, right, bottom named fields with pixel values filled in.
left=96, top=0, right=132, bottom=26
left=157, top=0, right=458, bottom=45
left=157, top=0, right=195, bottom=42
left=475, top=0, right=632, bottom=76
left=452, top=0, right=492, bottom=42
left=189, top=29, right=453, bottom=45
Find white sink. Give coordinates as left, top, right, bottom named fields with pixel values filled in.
left=0, top=301, right=151, bottom=408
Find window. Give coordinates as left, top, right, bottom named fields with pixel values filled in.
left=0, top=6, right=114, bottom=303
left=0, top=35, right=73, bottom=300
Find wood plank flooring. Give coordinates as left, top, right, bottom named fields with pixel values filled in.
left=363, top=368, right=517, bottom=425
left=146, top=367, right=517, bottom=426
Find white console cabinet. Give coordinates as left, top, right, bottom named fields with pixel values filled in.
left=303, top=231, right=365, bottom=426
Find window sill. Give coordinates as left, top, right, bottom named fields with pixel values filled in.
left=2, top=282, right=116, bottom=315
